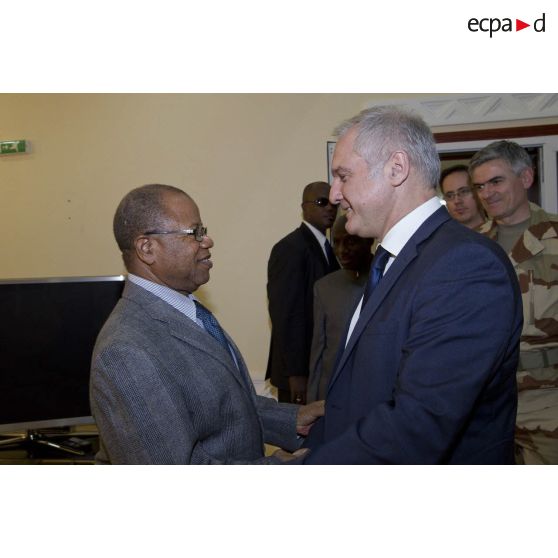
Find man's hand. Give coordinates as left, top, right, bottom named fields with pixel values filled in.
left=296, top=400, right=325, bottom=436
left=288, top=375, right=308, bottom=404
left=273, top=448, right=309, bottom=463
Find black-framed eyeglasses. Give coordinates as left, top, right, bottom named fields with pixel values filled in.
left=143, top=224, right=208, bottom=242
left=302, top=197, right=333, bottom=207
left=443, top=187, right=473, bottom=201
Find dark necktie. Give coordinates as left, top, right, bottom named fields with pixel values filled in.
left=194, top=300, right=230, bottom=352
left=361, top=246, right=392, bottom=306
left=324, top=238, right=337, bottom=271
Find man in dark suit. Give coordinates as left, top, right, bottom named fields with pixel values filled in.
left=90, top=184, right=323, bottom=464
left=304, top=106, right=522, bottom=464
left=266, top=181, right=339, bottom=404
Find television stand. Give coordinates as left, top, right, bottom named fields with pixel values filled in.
left=0, top=432, right=27, bottom=447
left=0, top=427, right=99, bottom=463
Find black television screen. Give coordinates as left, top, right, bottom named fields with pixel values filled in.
left=0, top=276, right=124, bottom=433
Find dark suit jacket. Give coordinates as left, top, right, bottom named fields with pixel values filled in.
left=266, top=223, right=340, bottom=391
left=304, top=208, right=522, bottom=464
left=307, top=269, right=368, bottom=403
left=90, top=281, right=300, bottom=464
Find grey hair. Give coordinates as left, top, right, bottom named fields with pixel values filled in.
left=334, top=105, right=440, bottom=188
left=469, top=140, right=533, bottom=176
left=113, top=183, right=190, bottom=260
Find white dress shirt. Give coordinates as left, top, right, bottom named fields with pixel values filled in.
left=345, top=196, right=442, bottom=344
left=303, top=220, right=329, bottom=263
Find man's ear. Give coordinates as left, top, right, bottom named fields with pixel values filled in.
left=520, top=167, right=535, bottom=190
left=134, top=236, right=156, bottom=265
left=385, top=151, right=410, bottom=187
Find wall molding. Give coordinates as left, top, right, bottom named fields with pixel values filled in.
left=434, top=123, right=558, bottom=144
left=370, top=94, right=558, bottom=127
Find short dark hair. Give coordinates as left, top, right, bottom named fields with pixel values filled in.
left=113, top=184, right=190, bottom=260
left=439, top=164, right=469, bottom=193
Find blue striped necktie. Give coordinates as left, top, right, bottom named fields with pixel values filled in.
left=194, top=300, right=230, bottom=352
left=361, top=246, right=391, bottom=306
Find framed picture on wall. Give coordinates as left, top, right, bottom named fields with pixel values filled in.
left=327, top=141, right=336, bottom=184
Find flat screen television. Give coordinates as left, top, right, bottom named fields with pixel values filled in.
left=0, top=275, right=125, bottom=436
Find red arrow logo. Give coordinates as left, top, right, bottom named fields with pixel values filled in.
left=516, top=19, right=530, bottom=31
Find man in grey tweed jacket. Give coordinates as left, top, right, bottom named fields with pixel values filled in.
left=90, top=184, right=323, bottom=464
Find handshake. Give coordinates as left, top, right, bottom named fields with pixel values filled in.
left=273, top=400, right=325, bottom=464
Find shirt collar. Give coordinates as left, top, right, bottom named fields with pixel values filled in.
left=381, top=196, right=442, bottom=257
left=127, top=273, right=199, bottom=323
left=302, top=220, right=327, bottom=247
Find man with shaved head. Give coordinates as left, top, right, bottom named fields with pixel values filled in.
left=266, top=181, right=339, bottom=404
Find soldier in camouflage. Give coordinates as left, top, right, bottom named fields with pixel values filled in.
left=470, top=140, right=558, bottom=464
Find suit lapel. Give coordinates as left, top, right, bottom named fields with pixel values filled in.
left=328, top=207, right=450, bottom=391
left=167, top=319, right=253, bottom=393
left=123, top=281, right=252, bottom=393
left=328, top=244, right=419, bottom=390
left=300, top=223, right=333, bottom=271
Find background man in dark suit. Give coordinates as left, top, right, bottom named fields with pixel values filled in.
left=307, top=214, right=373, bottom=402
left=304, top=106, right=522, bottom=464
left=266, top=181, right=339, bottom=404
left=90, top=184, right=323, bottom=464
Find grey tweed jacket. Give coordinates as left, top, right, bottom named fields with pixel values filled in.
left=90, top=280, right=300, bottom=464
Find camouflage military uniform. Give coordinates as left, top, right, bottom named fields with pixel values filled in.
left=479, top=203, right=558, bottom=464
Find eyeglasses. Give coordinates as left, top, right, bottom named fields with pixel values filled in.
left=443, top=187, right=473, bottom=201
left=302, top=197, right=334, bottom=207
left=143, top=224, right=208, bottom=242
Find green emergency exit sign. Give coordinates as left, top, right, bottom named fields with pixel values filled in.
left=0, top=140, right=28, bottom=154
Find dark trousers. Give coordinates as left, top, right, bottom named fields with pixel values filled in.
left=277, top=388, right=291, bottom=403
